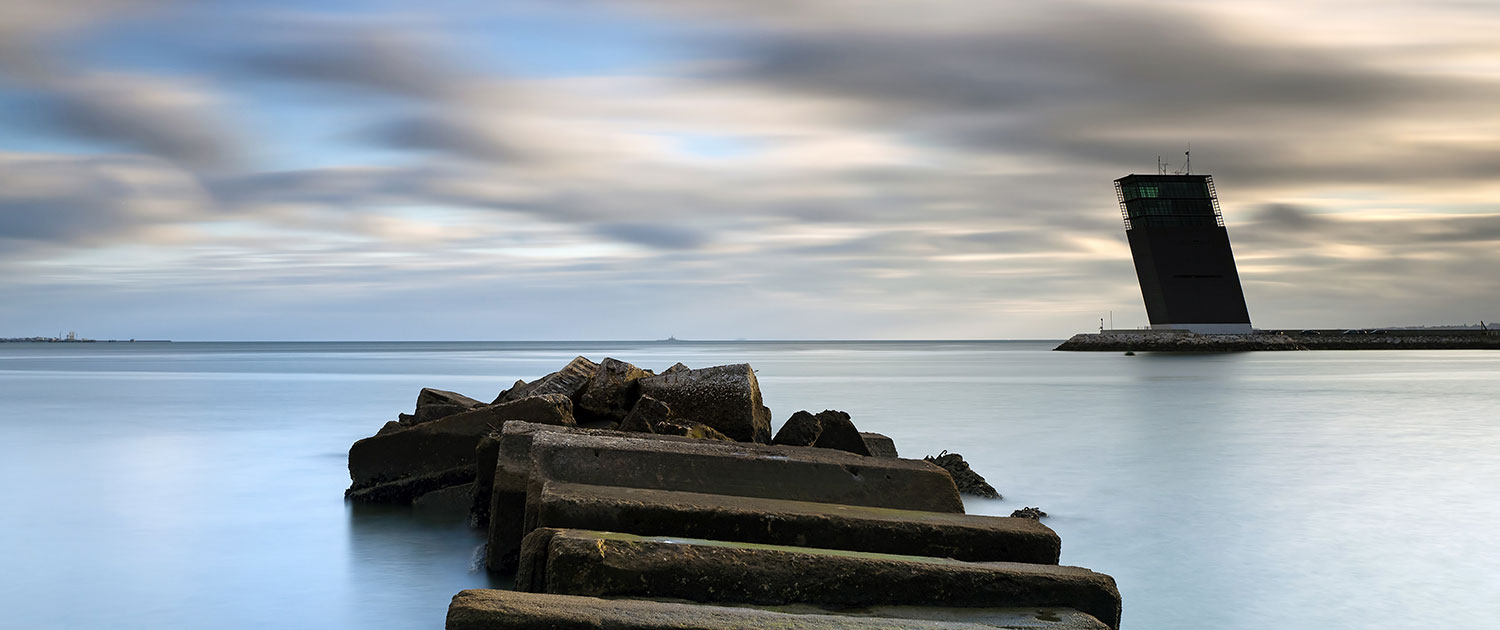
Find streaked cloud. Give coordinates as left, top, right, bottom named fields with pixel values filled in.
left=0, top=0, right=1496, bottom=339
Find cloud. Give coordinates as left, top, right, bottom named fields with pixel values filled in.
left=236, top=25, right=459, bottom=101
left=594, top=222, right=710, bottom=250
left=0, top=152, right=210, bottom=246
left=36, top=72, right=239, bottom=167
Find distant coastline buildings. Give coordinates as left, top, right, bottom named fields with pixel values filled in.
left=1115, top=173, right=1253, bottom=334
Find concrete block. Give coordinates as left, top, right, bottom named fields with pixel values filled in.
left=522, top=529, right=1121, bottom=630
left=527, top=431, right=963, bottom=512
left=348, top=394, right=573, bottom=495
left=485, top=423, right=961, bottom=571
left=535, top=481, right=1060, bottom=563
left=861, top=432, right=899, bottom=457
left=447, top=589, right=1110, bottom=630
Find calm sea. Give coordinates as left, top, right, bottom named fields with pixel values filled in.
left=1, top=341, right=1496, bottom=629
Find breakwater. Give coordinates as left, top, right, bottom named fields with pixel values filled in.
left=346, top=356, right=1121, bottom=629
left=1055, top=330, right=1500, bottom=352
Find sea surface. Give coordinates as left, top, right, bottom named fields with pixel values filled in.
left=1, top=341, right=1497, bottom=629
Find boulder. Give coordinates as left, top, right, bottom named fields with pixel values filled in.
left=417, top=387, right=485, bottom=409
left=576, top=358, right=652, bottom=423
left=652, top=420, right=733, bottom=441
left=618, top=395, right=671, bottom=433
left=925, top=451, right=1001, bottom=499
left=637, top=363, right=772, bottom=443
left=662, top=362, right=690, bottom=374
left=494, top=357, right=599, bottom=404
left=494, top=379, right=526, bottom=402
left=1011, top=507, right=1048, bottom=520
left=773, top=410, right=869, bottom=456
left=347, top=393, right=574, bottom=499
left=344, top=466, right=476, bottom=504
left=617, top=396, right=731, bottom=440
left=860, top=432, right=899, bottom=458
left=770, top=410, right=821, bottom=446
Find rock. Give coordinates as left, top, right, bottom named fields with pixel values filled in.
left=406, top=388, right=488, bottom=425
left=576, top=358, right=652, bottom=424
left=494, top=379, right=526, bottom=402
left=1012, top=507, right=1048, bottom=520
left=1053, top=331, right=1307, bottom=352
left=616, top=396, right=729, bottom=440
left=772, top=409, right=869, bottom=456
left=652, top=420, right=733, bottom=441
left=618, top=395, right=672, bottom=433
left=494, top=357, right=599, bottom=404
left=662, top=362, right=690, bottom=374
left=447, top=589, right=1113, bottom=630
left=860, top=432, right=899, bottom=458
left=925, top=451, right=1001, bottom=499
left=417, top=387, right=485, bottom=409
left=344, top=466, right=476, bottom=504
left=413, top=403, right=473, bottom=423
left=637, top=363, right=772, bottom=443
left=770, top=410, right=822, bottom=446
left=521, top=529, right=1122, bottom=630
left=376, top=420, right=405, bottom=436
left=347, top=393, right=575, bottom=498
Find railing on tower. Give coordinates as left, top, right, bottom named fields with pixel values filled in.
left=1205, top=176, right=1225, bottom=227
left=1115, top=181, right=1131, bottom=231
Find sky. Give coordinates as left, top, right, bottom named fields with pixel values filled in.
left=2, top=0, right=1498, bottom=340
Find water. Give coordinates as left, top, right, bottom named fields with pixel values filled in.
left=1, top=341, right=1496, bottom=629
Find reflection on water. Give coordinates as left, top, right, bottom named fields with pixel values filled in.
left=1, top=341, right=1497, bottom=629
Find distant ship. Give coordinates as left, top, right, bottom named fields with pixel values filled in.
left=661, top=336, right=679, bottom=342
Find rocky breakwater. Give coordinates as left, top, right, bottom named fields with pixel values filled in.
left=1055, top=331, right=1307, bottom=352
left=343, top=356, right=1122, bottom=629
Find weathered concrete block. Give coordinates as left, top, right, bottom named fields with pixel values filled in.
left=535, top=481, right=1061, bottom=563
left=527, top=431, right=963, bottom=513
left=413, top=481, right=474, bottom=519
left=470, top=433, right=502, bottom=527
left=348, top=394, right=573, bottom=496
left=861, top=432, right=899, bottom=457
left=523, top=530, right=1122, bottom=629
left=494, top=356, right=599, bottom=404
left=447, top=589, right=1110, bottom=630
left=483, top=422, right=961, bottom=571
left=637, top=363, right=772, bottom=443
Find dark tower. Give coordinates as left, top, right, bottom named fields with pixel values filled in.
left=1116, top=173, right=1252, bottom=334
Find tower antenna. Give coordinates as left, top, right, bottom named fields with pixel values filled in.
left=1184, top=144, right=1191, bottom=175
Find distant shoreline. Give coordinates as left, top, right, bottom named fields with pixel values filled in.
left=0, top=338, right=172, bottom=343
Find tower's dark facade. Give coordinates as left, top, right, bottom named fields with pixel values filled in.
left=1117, top=174, right=1252, bottom=334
